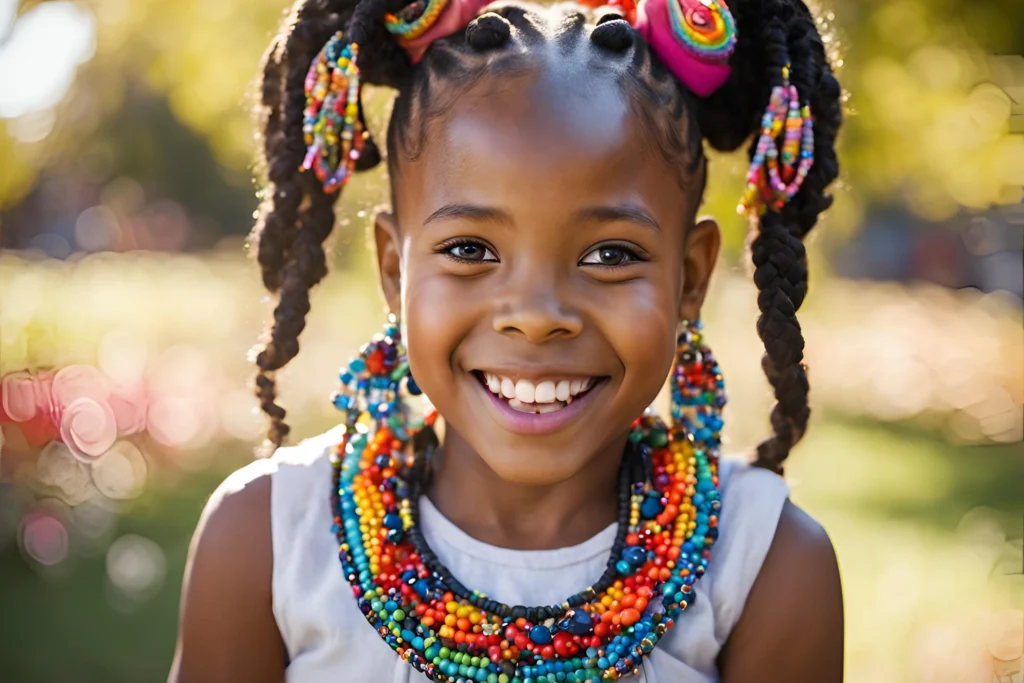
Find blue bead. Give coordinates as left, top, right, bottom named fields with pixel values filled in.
left=349, top=358, right=366, bottom=373
left=640, top=496, right=663, bottom=519
left=567, top=609, right=593, bottom=635
left=529, top=625, right=551, bottom=645
left=615, top=560, right=632, bottom=575
left=383, top=512, right=403, bottom=530
left=622, top=546, right=646, bottom=566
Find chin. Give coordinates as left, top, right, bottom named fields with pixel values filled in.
left=473, top=441, right=598, bottom=487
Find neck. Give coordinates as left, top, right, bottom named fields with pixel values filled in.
left=424, top=423, right=628, bottom=551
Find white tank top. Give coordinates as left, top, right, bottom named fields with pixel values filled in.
left=244, top=425, right=789, bottom=682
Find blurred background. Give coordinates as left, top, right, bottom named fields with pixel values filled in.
left=0, top=0, right=1021, bottom=681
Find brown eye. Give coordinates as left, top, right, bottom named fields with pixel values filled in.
left=444, top=241, right=498, bottom=262
left=580, top=244, right=640, bottom=267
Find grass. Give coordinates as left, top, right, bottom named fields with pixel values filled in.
left=0, top=415, right=1021, bottom=683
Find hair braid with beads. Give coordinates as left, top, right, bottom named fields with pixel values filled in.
left=248, top=0, right=841, bottom=472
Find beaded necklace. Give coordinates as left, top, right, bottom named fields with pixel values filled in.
left=329, top=318, right=725, bottom=682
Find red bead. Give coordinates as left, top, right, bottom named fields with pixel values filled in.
left=553, top=631, right=576, bottom=657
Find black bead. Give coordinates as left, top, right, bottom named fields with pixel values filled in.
left=511, top=605, right=527, bottom=619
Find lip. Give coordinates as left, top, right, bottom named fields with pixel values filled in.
left=471, top=371, right=607, bottom=436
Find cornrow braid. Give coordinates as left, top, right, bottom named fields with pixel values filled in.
left=697, top=0, right=842, bottom=474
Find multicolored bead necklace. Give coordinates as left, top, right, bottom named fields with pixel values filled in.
left=328, top=316, right=726, bottom=682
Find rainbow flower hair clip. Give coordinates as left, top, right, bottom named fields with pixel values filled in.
left=632, top=0, right=736, bottom=96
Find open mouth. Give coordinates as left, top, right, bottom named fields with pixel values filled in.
left=472, top=371, right=604, bottom=415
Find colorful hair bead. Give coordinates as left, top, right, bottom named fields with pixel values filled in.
left=300, top=34, right=366, bottom=195
left=385, top=0, right=452, bottom=40
left=667, top=0, right=737, bottom=63
left=738, top=63, right=815, bottom=217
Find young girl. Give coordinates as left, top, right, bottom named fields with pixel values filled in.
left=170, top=0, right=844, bottom=680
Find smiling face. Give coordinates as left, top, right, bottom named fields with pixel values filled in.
left=375, top=53, right=720, bottom=487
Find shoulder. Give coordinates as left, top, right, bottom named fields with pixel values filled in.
left=169, top=427, right=345, bottom=683
left=169, top=456, right=282, bottom=682
left=717, top=497, right=844, bottom=683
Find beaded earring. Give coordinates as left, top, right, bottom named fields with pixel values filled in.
left=326, top=315, right=726, bottom=682
left=737, top=62, right=815, bottom=217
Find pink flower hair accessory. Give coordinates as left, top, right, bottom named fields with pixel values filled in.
left=631, top=0, right=736, bottom=97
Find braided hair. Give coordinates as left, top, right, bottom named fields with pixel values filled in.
left=248, top=0, right=842, bottom=473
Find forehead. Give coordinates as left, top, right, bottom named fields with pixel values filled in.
left=394, top=64, right=698, bottom=226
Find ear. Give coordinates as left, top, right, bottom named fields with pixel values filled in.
left=678, top=216, right=721, bottom=322
left=374, top=210, right=402, bottom=316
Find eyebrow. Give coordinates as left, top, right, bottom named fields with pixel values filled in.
left=573, top=205, right=660, bottom=233
left=423, top=204, right=511, bottom=226
left=423, top=203, right=660, bottom=232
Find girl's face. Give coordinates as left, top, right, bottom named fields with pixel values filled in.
left=376, top=64, right=719, bottom=486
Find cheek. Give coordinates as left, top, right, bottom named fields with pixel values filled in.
left=401, top=260, right=482, bottom=399
left=589, top=278, right=678, bottom=403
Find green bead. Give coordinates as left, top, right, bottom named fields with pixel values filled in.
left=646, top=430, right=668, bottom=448
left=393, top=609, right=406, bottom=621
left=439, top=646, right=451, bottom=659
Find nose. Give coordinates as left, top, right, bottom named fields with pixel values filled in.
left=492, top=274, right=583, bottom=344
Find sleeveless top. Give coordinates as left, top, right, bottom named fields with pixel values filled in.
left=235, top=425, right=790, bottom=682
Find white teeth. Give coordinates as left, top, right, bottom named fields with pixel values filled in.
left=508, top=397, right=529, bottom=412
left=482, top=372, right=598, bottom=404
left=535, top=381, right=556, bottom=403
left=514, top=379, right=535, bottom=403
left=555, top=380, right=570, bottom=402
left=509, top=397, right=566, bottom=414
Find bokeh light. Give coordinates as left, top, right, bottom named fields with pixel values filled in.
left=19, top=509, right=70, bottom=566
left=105, top=534, right=167, bottom=601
